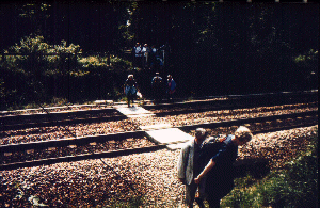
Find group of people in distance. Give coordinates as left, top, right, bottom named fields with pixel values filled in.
left=177, top=126, right=253, bottom=208
left=124, top=73, right=176, bottom=107
left=133, top=43, right=164, bottom=69
left=151, top=73, right=176, bottom=104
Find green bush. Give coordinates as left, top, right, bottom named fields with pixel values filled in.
left=78, top=56, right=108, bottom=69
left=0, top=35, right=83, bottom=109
left=1, top=35, right=134, bottom=110
left=109, top=57, right=132, bottom=71
left=78, top=56, right=132, bottom=73
left=223, top=174, right=262, bottom=208
left=222, top=130, right=318, bottom=208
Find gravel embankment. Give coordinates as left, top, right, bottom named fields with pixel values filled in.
left=0, top=125, right=317, bottom=207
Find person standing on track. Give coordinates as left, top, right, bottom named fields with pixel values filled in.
left=124, top=74, right=139, bottom=108
left=166, top=75, right=176, bottom=102
left=194, top=126, right=253, bottom=208
left=177, top=128, right=207, bottom=208
left=151, top=72, right=163, bottom=105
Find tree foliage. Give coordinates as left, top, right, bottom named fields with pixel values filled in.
left=0, top=2, right=318, bottom=108
left=0, top=34, right=132, bottom=110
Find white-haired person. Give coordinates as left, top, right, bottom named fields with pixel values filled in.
left=124, top=74, right=139, bottom=108
left=194, top=126, right=253, bottom=208
left=177, top=128, right=207, bottom=208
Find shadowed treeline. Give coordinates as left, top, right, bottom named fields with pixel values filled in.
left=0, top=1, right=318, bottom=109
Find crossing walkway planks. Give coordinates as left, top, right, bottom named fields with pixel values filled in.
left=114, top=106, right=155, bottom=117
left=145, top=128, right=193, bottom=149
left=114, top=106, right=192, bottom=149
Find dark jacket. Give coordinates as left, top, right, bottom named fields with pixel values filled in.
left=200, top=135, right=238, bottom=199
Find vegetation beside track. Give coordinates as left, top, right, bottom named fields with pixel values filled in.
left=221, top=129, right=318, bottom=208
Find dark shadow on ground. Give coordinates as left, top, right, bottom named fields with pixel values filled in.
left=234, top=158, right=271, bottom=179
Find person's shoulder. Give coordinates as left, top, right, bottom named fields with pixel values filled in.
left=203, top=137, right=220, bottom=145
left=225, top=134, right=235, bottom=144
left=202, top=137, right=225, bottom=150
left=181, top=140, right=193, bottom=149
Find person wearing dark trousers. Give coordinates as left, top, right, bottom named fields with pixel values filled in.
left=194, top=126, right=253, bottom=208
left=151, top=72, right=163, bottom=105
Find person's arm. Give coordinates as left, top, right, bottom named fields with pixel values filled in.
left=171, top=80, right=176, bottom=93
left=177, top=145, right=189, bottom=185
left=194, top=142, right=229, bottom=183
left=194, top=159, right=215, bottom=184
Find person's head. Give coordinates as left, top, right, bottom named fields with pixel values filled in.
left=195, top=128, right=207, bottom=143
left=167, top=75, right=172, bottom=80
left=234, top=126, right=253, bottom=146
left=128, top=74, right=133, bottom=80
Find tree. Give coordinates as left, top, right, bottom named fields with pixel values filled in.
left=19, top=3, right=51, bottom=37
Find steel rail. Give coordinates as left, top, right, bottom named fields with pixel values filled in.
left=178, top=110, right=318, bottom=131
left=0, top=112, right=317, bottom=171
left=1, top=91, right=317, bottom=131
left=1, top=110, right=317, bottom=153
left=0, top=122, right=317, bottom=172
left=1, top=114, right=127, bottom=131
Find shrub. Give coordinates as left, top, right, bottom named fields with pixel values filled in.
left=222, top=130, right=318, bottom=208
left=78, top=56, right=107, bottom=69
left=109, top=57, right=132, bottom=71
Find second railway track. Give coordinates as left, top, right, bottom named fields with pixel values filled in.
left=1, top=91, right=317, bottom=131
left=1, top=109, right=317, bottom=171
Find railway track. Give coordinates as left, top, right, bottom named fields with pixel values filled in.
left=0, top=91, right=318, bottom=171
left=1, top=109, right=317, bottom=171
left=0, top=90, right=317, bottom=131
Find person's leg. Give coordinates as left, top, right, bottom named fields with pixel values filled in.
left=127, top=94, right=130, bottom=108
left=207, top=196, right=221, bottom=208
left=155, top=88, right=160, bottom=105
left=166, top=91, right=170, bottom=102
left=127, top=98, right=130, bottom=107
left=195, top=197, right=205, bottom=208
left=195, top=176, right=206, bottom=208
left=127, top=94, right=132, bottom=107
left=131, top=87, right=136, bottom=104
left=186, top=182, right=197, bottom=208
left=170, top=92, right=174, bottom=102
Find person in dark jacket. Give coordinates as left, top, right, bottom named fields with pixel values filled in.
left=124, top=75, right=139, bottom=108
left=151, top=72, right=163, bottom=105
left=194, top=126, right=253, bottom=208
left=166, top=75, right=176, bottom=102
